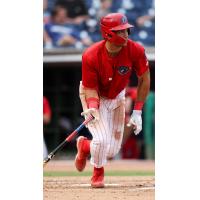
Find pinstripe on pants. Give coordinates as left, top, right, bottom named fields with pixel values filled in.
left=88, top=89, right=125, bottom=168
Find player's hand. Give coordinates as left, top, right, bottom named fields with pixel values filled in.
left=127, top=110, right=142, bottom=135
left=81, top=108, right=100, bottom=123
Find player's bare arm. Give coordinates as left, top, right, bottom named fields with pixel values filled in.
left=84, top=87, right=99, bottom=100
left=80, top=87, right=100, bottom=122
left=127, top=70, right=150, bottom=135
left=136, top=69, right=150, bottom=102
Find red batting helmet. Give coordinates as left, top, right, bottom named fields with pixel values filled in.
left=100, top=13, right=133, bottom=45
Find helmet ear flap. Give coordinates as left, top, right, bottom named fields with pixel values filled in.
left=106, top=31, right=115, bottom=39
left=101, top=24, right=114, bottom=40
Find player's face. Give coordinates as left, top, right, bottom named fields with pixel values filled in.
left=115, top=29, right=129, bottom=46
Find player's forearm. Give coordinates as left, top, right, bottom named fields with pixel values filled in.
left=136, top=70, right=150, bottom=103
left=127, top=70, right=150, bottom=134
left=84, top=88, right=99, bottom=99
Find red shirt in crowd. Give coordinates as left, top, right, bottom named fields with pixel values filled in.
left=43, top=96, right=51, bottom=117
left=82, top=39, right=149, bottom=99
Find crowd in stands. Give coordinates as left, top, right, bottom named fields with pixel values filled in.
left=43, top=0, right=155, bottom=49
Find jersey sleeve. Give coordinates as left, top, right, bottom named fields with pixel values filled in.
left=82, top=52, right=98, bottom=90
left=132, top=44, right=149, bottom=77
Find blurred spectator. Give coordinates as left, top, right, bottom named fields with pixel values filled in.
left=85, top=0, right=93, bottom=9
left=111, top=0, right=143, bottom=23
left=85, top=0, right=113, bottom=42
left=47, top=0, right=57, bottom=12
left=44, top=0, right=51, bottom=24
left=43, top=0, right=155, bottom=48
left=110, top=0, right=155, bottom=46
left=130, top=0, right=155, bottom=46
left=44, top=0, right=53, bottom=49
left=43, top=96, right=52, bottom=125
left=44, top=5, right=93, bottom=49
left=136, top=0, right=155, bottom=27
left=43, top=29, right=53, bottom=49
left=55, top=0, right=89, bottom=25
left=43, top=96, right=52, bottom=159
left=96, top=0, right=113, bottom=20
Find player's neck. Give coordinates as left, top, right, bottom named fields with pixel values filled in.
left=105, top=41, right=122, bottom=57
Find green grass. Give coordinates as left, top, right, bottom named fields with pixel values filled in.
left=44, top=170, right=154, bottom=177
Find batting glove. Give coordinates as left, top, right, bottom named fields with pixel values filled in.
left=81, top=108, right=100, bottom=124
left=127, top=110, right=142, bottom=135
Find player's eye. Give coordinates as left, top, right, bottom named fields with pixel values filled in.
left=114, top=30, right=127, bottom=35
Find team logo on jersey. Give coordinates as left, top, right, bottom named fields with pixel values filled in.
left=117, top=66, right=130, bottom=75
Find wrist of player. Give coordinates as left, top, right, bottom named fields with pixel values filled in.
left=81, top=97, right=100, bottom=122
left=133, top=101, right=144, bottom=110
left=129, top=101, right=144, bottom=124
left=86, top=97, right=99, bottom=109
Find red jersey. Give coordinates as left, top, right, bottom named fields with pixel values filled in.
left=82, top=39, right=149, bottom=99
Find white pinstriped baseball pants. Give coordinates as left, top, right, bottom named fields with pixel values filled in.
left=88, top=89, right=125, bottom=168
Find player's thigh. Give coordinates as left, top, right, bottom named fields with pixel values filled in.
left=88, top=104, right=110, bottom=142
left=107, top=101, right=125, bottom=157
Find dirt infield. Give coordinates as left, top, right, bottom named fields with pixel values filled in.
left=43, top=160, right=155, bottom=200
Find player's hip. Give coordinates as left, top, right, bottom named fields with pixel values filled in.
left=100, top=89, right=126, bottom=110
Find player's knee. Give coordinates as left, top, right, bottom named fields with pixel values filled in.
left=107, top=145, right=121, bottom=158
left=90, top=139, right=108, bottom=160
left=92, top=138, right=107, bottom=149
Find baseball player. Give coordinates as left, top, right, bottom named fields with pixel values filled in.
left=75, top=13, right=150, bottom=188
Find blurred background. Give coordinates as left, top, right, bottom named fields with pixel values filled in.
left=43, top=0, right=155, bottom=160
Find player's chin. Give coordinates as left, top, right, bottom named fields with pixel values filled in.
left=123, top=40, right=128, bottom=46
left=116, top=40, right=128, bottom=47
left=121, top=39, right=128, bottom=46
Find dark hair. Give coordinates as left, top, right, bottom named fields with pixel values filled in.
left=51, top=5, right=66, bottom=18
